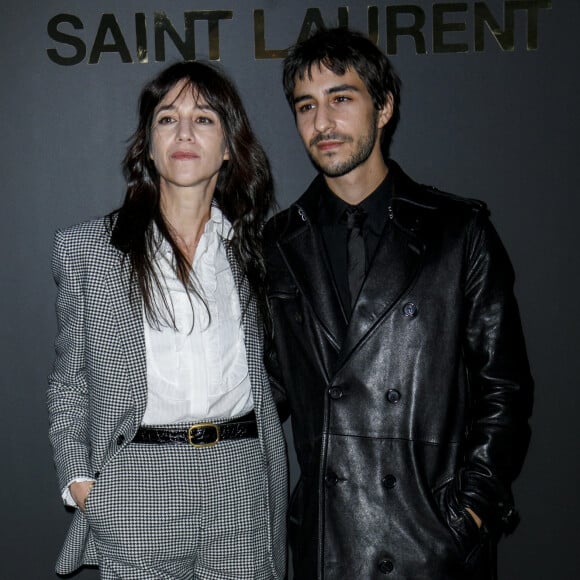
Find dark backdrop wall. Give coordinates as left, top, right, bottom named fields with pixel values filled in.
left=1, top=1, right=577, bottom=578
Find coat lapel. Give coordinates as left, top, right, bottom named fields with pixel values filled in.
left=337, top=219, right=424, bottom=367
left=276, top=176, right=348, bottom=351
left=277, top=223, right=347, bottom=351
left=337, top=161, right=430, bottom=368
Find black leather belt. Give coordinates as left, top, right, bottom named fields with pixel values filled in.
left=133, top=412, right=258, bottom=448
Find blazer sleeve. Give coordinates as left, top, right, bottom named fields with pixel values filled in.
left=452, top=211, right=534, bottom=531
left=47, top=229, right=93, bottom=493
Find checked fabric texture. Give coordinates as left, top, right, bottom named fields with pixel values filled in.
left=87, top=438, right=270, bottom=579
left=47, top=216, right=288, bottom=578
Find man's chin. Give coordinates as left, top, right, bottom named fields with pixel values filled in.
left=315, top=162, right=354, bottom=178
left=308, top=154, right=354, bottom=178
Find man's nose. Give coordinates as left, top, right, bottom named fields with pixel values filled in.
left=313, top=104, right=335, bottom=134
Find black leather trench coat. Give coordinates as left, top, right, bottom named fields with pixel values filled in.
left=264, top=161, right=533, bottom=580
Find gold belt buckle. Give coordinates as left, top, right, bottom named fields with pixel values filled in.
left=187, top=422, right=220, bottom=448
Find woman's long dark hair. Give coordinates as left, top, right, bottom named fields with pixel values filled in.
left=110, top=61, right=274, bottom=330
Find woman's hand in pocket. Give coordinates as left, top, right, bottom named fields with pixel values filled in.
left=70, top=480, right=95, bottom=513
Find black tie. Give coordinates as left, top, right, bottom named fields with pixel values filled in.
left=344, top=206, right=366, bottom=308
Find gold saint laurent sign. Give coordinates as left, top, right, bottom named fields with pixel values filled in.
left=46, top=2, right=552, bottom=66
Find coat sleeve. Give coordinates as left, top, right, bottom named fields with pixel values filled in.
left=453, top=210, right=534, bottom=532
left=47, top=229, right=92, bottom=493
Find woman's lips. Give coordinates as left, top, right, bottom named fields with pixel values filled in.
left=171, top=151, right=198, bottom=159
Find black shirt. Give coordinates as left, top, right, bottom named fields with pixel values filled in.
left=318, top=174, right=392, bottom=315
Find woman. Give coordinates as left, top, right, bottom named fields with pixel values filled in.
left=48, top=62, right=287, bottom=579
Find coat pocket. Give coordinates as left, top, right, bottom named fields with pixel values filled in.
left=268, top=284, right=299, bottom=301
left=435, top=477, right=486, bottom=570
left=268, top=285, right=305, bottom=331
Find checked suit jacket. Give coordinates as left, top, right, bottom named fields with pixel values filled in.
left=47, top=215, right=288, bottom=577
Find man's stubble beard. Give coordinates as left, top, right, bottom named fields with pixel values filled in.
left=308, top=110, right=379, bottom=178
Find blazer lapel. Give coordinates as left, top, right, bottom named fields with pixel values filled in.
left=105, top=248, right=148, bottom=415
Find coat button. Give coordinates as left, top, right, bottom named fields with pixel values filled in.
left=325, top=472, right=339, bottom=487
left=116, top=434, right=125, bottom=446
left=294, top=311, right=303, bottom=324
left=402, top=302, right=418, bottom=317
left=328, top=387, right=343, bottom=400
left=382, top=474, right=397, bottom=489
left=378, top=559, right=394, bottom=574
left=386, top=389, right=401, bottom=404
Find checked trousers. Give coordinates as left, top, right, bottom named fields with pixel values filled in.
left=83, top=434, right=272, bottom=580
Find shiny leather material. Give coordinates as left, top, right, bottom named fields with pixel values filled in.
left=133, top=415, right=258, bottom=446
left=265, top=161, right=533, bottom=580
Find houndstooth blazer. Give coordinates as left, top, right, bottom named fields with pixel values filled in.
left=47, top=216, right=288, bottom=577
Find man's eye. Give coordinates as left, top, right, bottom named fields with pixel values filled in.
left=334, top=95, right=351, bottom=103
left=196, top=116, right=214, bottom=125
left=297, top=103, right=314, bottom=114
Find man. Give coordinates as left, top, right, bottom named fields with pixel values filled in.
left=264, top=27, right=533, bottom=579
